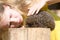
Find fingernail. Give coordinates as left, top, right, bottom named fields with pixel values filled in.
left=27, top=14, right=30, bottom=16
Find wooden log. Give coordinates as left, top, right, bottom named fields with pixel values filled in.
left=27, top=28, right=50, bottom=40
left=2, top=28, right=50, bottom=40
left=2, top=28, right=27, bottom=40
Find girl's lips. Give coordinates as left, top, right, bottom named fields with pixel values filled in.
left=10, top=25, right=15, bottom=28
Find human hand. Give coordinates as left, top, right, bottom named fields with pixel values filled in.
left=27, top=0, right=48, bottom=16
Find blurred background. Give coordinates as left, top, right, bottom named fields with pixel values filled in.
left=48, top=2, right=60, bottom=21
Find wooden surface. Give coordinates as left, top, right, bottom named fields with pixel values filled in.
left=2, top=28, right=50, bottom=40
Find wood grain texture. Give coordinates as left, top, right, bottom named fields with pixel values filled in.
left=2, top=28, right=50, bottom=40
left=28, top=28, right=50, bottom=40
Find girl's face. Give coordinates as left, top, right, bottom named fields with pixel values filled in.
left=0, top=5, right=23, bottom=28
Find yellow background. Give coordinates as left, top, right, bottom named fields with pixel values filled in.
left=51, top=21, right=60, bottom=40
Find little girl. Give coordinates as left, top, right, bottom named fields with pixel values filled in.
left=0, top=3, right=23, bottom=28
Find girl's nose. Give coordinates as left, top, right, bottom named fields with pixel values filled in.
left=10, top=18, right=19, bottom=23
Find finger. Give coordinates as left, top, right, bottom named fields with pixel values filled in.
left=27, top=7, right=37, bottom=16
left=27, top=8, right=34, bottom=16
left=36, top=8, right=40, bottom=14
left=27, top=10, right=33, bottom=16
left=36, top=5, right=42, bottom=14
left=27, top=4, right=37, bottom=16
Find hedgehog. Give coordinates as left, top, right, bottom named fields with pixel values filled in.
left=25, top=11, right=55, bottom=31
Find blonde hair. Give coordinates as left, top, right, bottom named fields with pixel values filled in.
left=0, top=3, right=4, bottom=21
